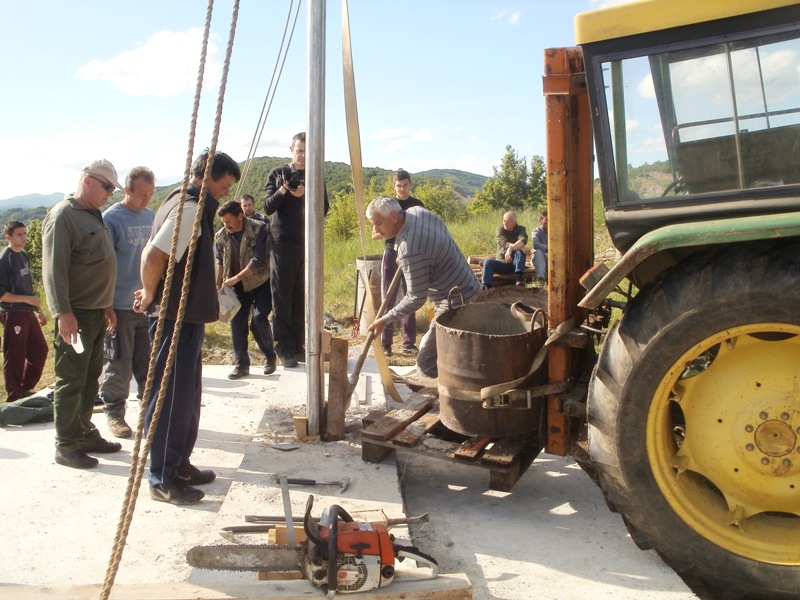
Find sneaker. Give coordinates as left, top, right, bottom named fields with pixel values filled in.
left=80, top=436, right=122, bottom=454
left=94, top=395, right=104, bottom=406
left=263, top=357, right=277, bottom=375
left=227, top=366, right=250, bottom=380
left=107, top=416, right=133, bottom=439
left=281, top=355, right=299, bottom=368
left=515, top=280, right=525, bottom=287
left=176, top=461, right=216, bottom=485
left=55, top=450, right=99, bottom=469
left=402, top=346, right=419, bottom=356
left=150, top=479, right=204, bottom=505
left=382, top=347, right=393, bottom=357
left=295, top=349, right=306, bottom=363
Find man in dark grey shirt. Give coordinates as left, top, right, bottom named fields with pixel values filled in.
left=0, top=220, right=48, bottom=402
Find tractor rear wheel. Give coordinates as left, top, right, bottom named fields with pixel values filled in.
left=588, top=241, right=800, bottom=599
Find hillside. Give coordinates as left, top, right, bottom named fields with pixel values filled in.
left=0, top=158, right=487, bottom=223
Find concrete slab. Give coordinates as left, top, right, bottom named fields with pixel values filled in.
left=0, top=360, right=696, bottom=599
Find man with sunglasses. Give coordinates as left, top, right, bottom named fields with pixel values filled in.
left=42, top=159, right=122, bottom=469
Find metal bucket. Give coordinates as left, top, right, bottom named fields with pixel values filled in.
left=435, top=301, right=545, bottom=437
left=355, top=255, right=383, bottom=335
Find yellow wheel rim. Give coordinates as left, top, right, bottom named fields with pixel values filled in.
left=648, top=323, right=800, bottom=565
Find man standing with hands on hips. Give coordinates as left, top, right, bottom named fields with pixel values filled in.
left=42, top=159, right=121, bottom=469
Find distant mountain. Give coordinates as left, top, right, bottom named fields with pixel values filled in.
left=0, top=192, right=63, bottom=211
left=0, top=160, right=489, bottom=223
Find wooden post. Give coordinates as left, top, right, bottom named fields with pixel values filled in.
left=324, top=337, right=349, bottom=441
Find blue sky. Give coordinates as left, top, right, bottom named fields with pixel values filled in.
left=0, top=0, right=614, bottom=200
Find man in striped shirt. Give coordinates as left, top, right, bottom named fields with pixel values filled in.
left=366, top=197, right=479, bottom=377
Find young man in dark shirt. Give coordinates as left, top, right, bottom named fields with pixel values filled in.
left=378, top=169, right=424, bottom=356
left=0, top=221, right=48, bottom=402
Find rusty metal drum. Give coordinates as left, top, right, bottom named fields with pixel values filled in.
left=435, top=300, right=545, bottom=437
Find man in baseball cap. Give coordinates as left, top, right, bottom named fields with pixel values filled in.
left=82, top=159, right=123, bottom=192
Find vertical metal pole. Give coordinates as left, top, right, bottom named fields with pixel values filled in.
left=306, top=0, right=326, bottom=435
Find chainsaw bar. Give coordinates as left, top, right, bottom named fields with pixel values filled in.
left=187, top=544, right=304, bottom=572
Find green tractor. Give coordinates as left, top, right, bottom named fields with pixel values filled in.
left=550, top=1, right=800, bottom=597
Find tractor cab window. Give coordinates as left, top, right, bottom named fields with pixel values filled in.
left=603, top=31, right=800, bottom=204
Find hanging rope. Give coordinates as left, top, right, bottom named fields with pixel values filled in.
left=99, top=1, right=241, bottom=598
left=234, top=0, right=303, bottom=199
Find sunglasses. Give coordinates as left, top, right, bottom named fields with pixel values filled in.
left=88, top=175, right=115, bottom=193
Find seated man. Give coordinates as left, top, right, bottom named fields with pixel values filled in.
left=481, top=211, right=529, bottom=288
left=532, top=209, right=548, bottom=282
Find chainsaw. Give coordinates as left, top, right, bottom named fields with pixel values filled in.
left=187, top=495, right=438, bottom=595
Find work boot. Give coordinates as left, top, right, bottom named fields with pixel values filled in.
left=280, top=355, right=299, bottom=368
left=107, top=416, right=132, bottom=439
left=263, top=356, right=277, bottom=375
left=228, top=366, right=250, bottom=380
left=176, top=460, right=216, bottom=485
left=80, top=436, right=122, bottom=454
left=150, top=479, right=204, bottom=505
left=55, top=450, right=99, bottom=469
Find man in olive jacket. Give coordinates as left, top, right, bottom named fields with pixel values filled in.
left=42, top=159, right=122, bottom=469
left=215, top=199, right=277, bottom=379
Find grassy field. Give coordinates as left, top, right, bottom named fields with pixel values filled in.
left=20, top=204, right=610, bottom=398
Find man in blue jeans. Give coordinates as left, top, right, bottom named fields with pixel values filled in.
left=481, top=211, right=530, bottom=288
left=135, top=151, right=240, bottom=505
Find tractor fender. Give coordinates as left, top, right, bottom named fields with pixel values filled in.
left=579, top=210, right=800, bottom=309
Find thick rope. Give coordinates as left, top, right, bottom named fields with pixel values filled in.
left=99, top=1, right=240, bottom=597
left=234, top=0, right=303, bottom=198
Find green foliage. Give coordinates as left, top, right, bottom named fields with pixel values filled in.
left=324, top=190, right=360, bottom=242
left=413, top=179, right=467, bottom=223
left=24, top=220, right=43, bottom=291
left=468, top=146, right=546, bottom=215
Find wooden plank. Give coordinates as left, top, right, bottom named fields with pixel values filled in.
left=480, top=436, right=529, bottom=467
left=454, top=436, right=491, bottom=460
left=393, top=412, right=442, bottom=448
left=0, top=573, right=473, bottom=599
left=324, top=337, right=349, bottom=441
left=362, top=403, right=432, bottom=441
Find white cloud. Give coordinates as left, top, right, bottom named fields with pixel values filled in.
left=75, top=29, right=221, bottom=98
left=372, top=128, right=432, bottom=154
left=638, top=72, right=655, bottom=99
left=490, top=9, right=521, bottom=25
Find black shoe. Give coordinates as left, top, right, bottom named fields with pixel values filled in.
left=281, top=355, right=299, bottom=368
left=55, top=450, right=99, bottom=469
left=176, top=461, right=216, bottom=485
left=228, top=366, right=250, bottom=380
left=295, top=349, right=306, bottom=363
left=383, top=347, right=393, bottom=357
left=80, top=436, right=122, bottom=454
left=150, top=479, right=205, bottom=505
left=94, top=395, right=104, bottom=406
left=263, top=357, right=277, bottom=375
left=402, top=346, right=419, bottom=356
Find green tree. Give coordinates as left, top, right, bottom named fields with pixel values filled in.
left=468, top=146, right=546, bottom=215
left=528, top=154, right=547, bottom=212
left=24, top=219, right=44, bottom=290
left=413, top=178, right=466, bottom=223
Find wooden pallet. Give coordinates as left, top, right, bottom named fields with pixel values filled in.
left=361, top=398, right=542, bottom=492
